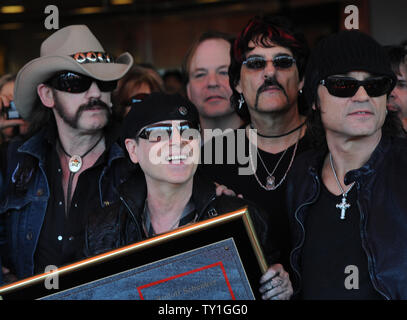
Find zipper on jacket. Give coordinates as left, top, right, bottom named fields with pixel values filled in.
left=119, top=195, right=139, bottom=226
left=290, top=174, right=321, bottom=296
left=356, top=187, right=390, bottom=300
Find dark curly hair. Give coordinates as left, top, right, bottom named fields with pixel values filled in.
left=229, top=15, right=309, bottom=122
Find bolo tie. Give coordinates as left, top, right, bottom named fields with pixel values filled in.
left=58, top=135, right=104, bottom=215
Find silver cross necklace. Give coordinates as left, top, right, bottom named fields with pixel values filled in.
left=329, top=153, right=355, bottom=220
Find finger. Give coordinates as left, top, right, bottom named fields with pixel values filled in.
left=222, top=189, right=235, bottom=196
left=0, top=119, right=25, bottom=130
left=237, top=194, right=244, bottom=199
left=215, top=184, right=237, bottom=197
left=260, top=265, right=282, bottom=284
left=259, top=275, right=285, bottom=293
left=2, top=266, right=10, bottom=274
left=262, top=283, right=293, bottom=300
left=0, top=95, right=11, bottom=108
left=215, top=185, right=226, bottom=196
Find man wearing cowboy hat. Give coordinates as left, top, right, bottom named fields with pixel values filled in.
left=0, top=25, right=134, bottom=282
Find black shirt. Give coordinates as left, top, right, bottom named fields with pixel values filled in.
left=34, top=127, right=111, bottom=274
left=300, top=182, right=383, bottom=300
left=200, top=126, right=312, bottom=269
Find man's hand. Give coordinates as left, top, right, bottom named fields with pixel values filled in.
left=214, top=182, right=243, bottom=198
left=0, top=95, right=25, bottom=130
left=259, top=263, right=293, bottom=300
left=2, top=266, right=18, bottom=284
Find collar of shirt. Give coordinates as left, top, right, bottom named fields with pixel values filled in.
left=142, top=197, right=197, bottom=237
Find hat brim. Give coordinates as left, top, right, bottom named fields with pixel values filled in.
left=14, top=52, right=133, bottom=119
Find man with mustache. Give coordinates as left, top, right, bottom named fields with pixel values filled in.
left=200, top=16, right=311, bottom=274
left=287, top=30, right=407, bottom=299
left=183, top=31, right=245, bottom=142
left=385, top=45, right=407, bottom=131
left=0, top=25, right=134, bottom=282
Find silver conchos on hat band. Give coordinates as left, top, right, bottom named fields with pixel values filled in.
left=68, top=155, right=82, bottom=173
left=178, top=106, right=188, bottom=116
left=71, top=51, right=114, bottom=64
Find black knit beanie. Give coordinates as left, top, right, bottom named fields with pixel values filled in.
left=303, top=30, right=396, bottom=108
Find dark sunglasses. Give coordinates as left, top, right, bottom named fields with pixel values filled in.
left=320, top=76, right=394, bottom=98
left=46, top=72, right=118, bottom=93
left=242, top=55, right=296, bottom=70
left=138, top=121, right=200, bottom=142
left=123, top=93, right=150, bottom=107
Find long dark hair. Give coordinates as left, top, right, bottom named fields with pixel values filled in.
left=23, top=97, right=55, bottom=139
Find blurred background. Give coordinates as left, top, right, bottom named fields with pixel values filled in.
left=0, top=0, right=406, bottom=75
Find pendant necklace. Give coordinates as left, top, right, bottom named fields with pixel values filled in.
left=249, top=128, right=301, bottom=191
left=58, top=134, right=104, bottom=215
left=329, top=153, right=355, bottom=220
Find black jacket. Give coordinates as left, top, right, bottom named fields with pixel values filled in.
left=286, top=135, right=407, bottom=300
left=84, top=167, right=279, bottom=265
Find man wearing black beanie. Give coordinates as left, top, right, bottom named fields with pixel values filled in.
left=286, top=30, right=407, bottom=299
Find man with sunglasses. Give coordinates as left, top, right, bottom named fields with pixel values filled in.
left=0, top=25, right=134, bottom=282
left=85, top=92, right=293, bottom=300
left=287, top=30, right=407, bottom=299
left=200, top=16, right=311, bottom=275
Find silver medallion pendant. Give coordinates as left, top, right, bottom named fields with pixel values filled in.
left=266, top=175, right=276, bottom=190
left=68, top=155, right=82, bottom=173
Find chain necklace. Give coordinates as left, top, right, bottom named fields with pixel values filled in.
left=329, top=153, right=355, bottom=220
left=249, top=128, right=301, bottom=191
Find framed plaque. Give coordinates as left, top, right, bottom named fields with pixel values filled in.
left=0, top=207, right=267, bottom=300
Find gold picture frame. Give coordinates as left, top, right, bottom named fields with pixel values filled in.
left=0, top=207, right=267, bottom=300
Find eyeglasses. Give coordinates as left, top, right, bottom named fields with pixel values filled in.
left=123, top=93, right=150, bottom=107
left=242, top=55, right=296, bottom=70
left=320, top=76, right=394, bottom=98
left=46, top=72, right=118, bottom=93
left=137, top=121, right=200, bottom=142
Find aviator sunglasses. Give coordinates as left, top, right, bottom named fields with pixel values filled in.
left=242, top=55, right=296, bottom=70
left=46, top=71, right=118, bottom=93
left=320, top=76, right=394, bottom=98
left=138, top=121, right=200, bottom=142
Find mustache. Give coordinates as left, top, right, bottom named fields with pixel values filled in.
left=77, top=99, right=111, bottom=114
left=254, top=76, right=288, bottom=110
left=258, top=76, right=285, bottom=94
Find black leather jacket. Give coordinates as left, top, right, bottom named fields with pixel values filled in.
left=286, top=135, right=407, bottom=300
left=84, top=167, right=278, bottom=264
